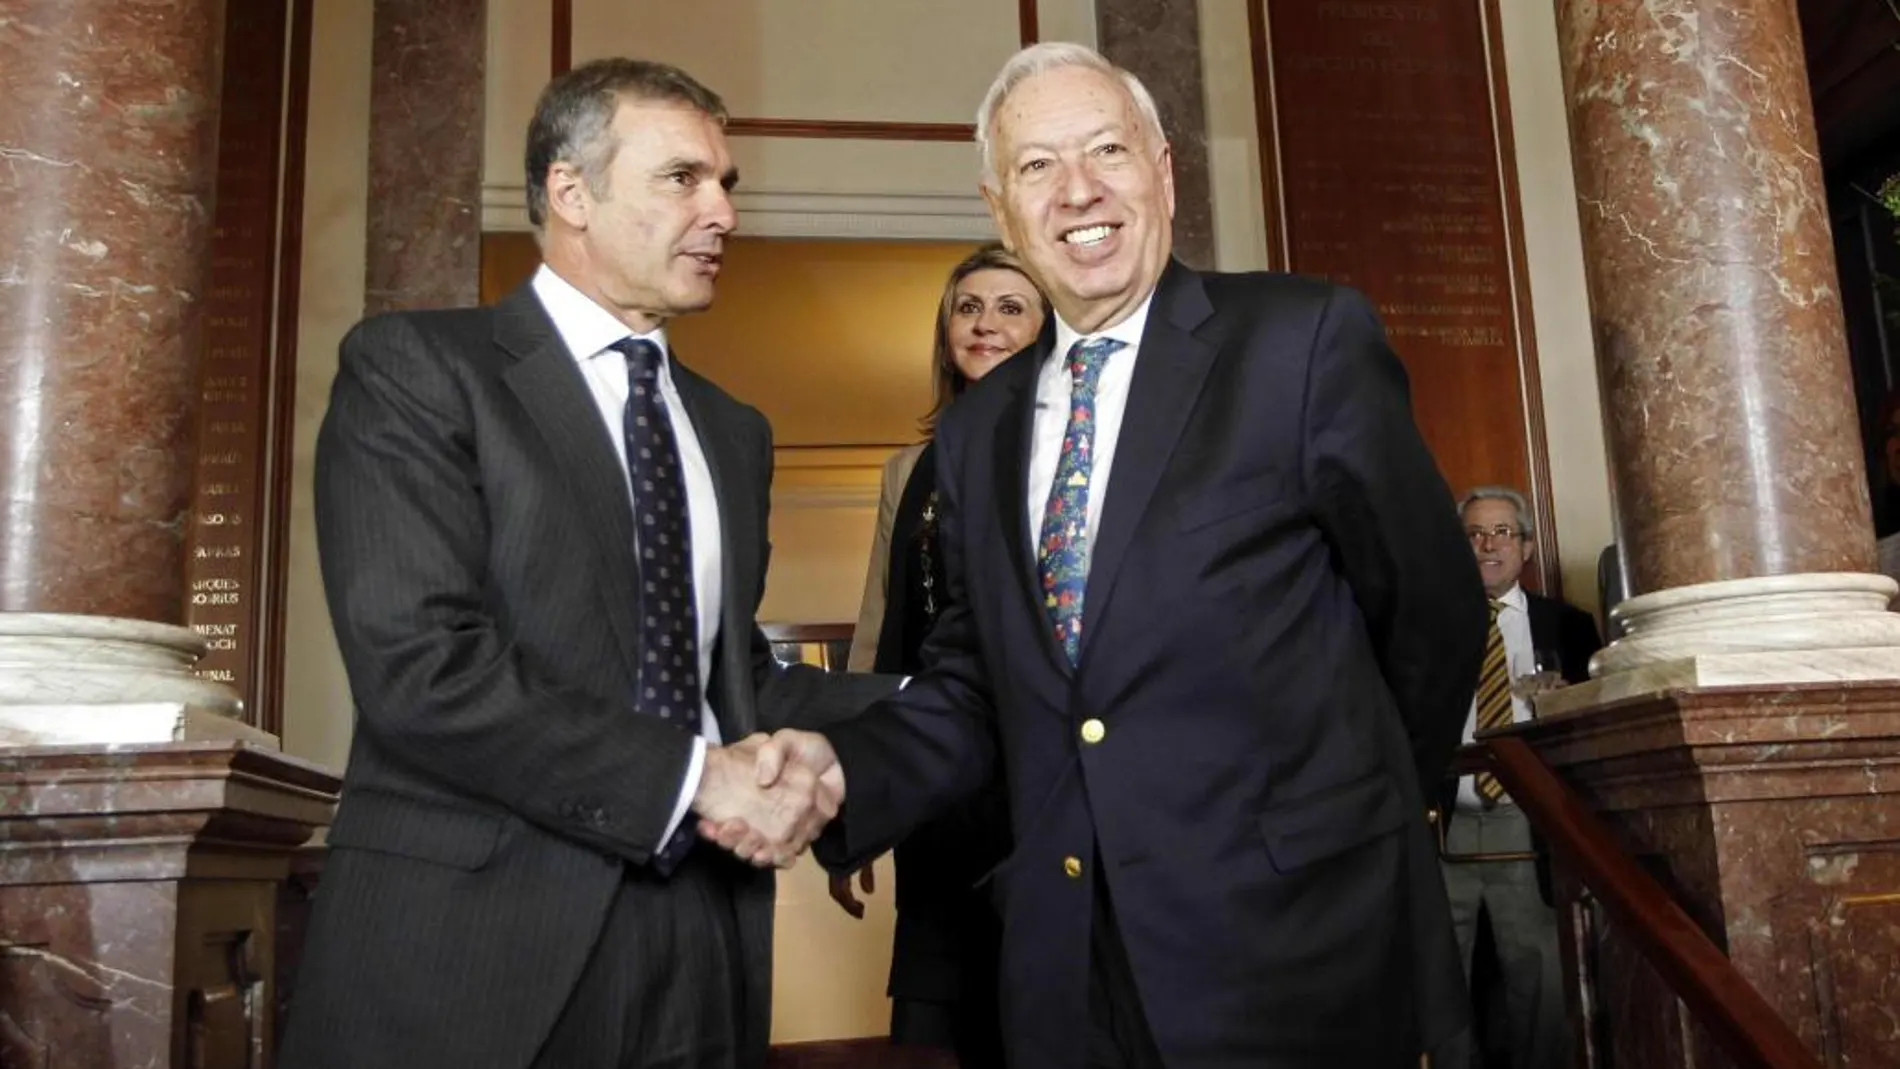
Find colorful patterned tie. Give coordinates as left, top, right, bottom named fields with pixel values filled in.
left=1036, top=337, right=1124, bottom=665
left=1472, top=598, right=1511, bottom=805
left=614, top=338, right=702, bottom=873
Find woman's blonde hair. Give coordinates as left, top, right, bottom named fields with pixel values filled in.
left=921, top=242, right=1048, bottom=434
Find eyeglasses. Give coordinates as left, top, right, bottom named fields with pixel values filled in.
left=1465, top=525, right=1524, bottom=544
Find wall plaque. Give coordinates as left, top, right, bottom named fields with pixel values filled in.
left=1257, top=0, right=1555, bottom=583
left=186, top=0, right=307, bottom=732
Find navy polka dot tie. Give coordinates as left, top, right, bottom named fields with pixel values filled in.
left=614, top=338, right=703, bottom=874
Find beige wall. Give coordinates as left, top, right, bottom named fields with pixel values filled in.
left=1492, top=0, right=1613, bottom=610
left=1199, top=0, right=1271, bottom=272
left=281, top=0, right=371, bottom=772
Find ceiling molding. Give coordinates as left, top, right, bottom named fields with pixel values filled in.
left=482, top=184, right=996, bottom=241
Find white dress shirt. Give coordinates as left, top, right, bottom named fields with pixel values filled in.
left=1456, top=582, right=1534, bottom=809
left=532, top=265, right=722, bottom=847
left=1026, top=294, right=1156, bottom=561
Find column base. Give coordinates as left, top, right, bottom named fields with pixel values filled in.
left=1539, top=647, right=1900, bottom=718
left=0, top=612, right=272, bottom=747
left=1570, top=574, right=1900, bottom=713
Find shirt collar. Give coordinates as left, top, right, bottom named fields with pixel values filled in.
left=531, top=264, right=671, bottom=366
left=1051, top=290, right=1157, bottom=366
left=1495, top=583, right=1527, bottom=612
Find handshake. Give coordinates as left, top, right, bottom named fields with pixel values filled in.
left=690, top=729, right=842, bottom=868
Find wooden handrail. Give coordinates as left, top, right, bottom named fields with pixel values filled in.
left=1465, top=736, right=1821, bottom=1069
left=759, top=622, right=855, bottom=644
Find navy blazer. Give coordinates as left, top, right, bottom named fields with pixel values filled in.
left=818, top=262, right=1487, bottom=1068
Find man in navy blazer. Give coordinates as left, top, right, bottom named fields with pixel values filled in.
left=726, top=43, right=1486, bottom=1069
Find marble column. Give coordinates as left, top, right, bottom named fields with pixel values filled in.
left=0, top=0, right=254, bottom=741
left=0, top=0, right=227, bottom=623
left=1096, top=0, right=1215, bottom=270
left=1546, top=0, right=1900, bottom=688
left=364, top=0, right=485, bottom=315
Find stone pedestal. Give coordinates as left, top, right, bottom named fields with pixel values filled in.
left=0, top=742, right=337, bottom=1068
left=1520, top=684, right=1900, bottom=1067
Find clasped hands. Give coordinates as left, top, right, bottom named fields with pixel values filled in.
left=690, top=729, right=841, bottom=868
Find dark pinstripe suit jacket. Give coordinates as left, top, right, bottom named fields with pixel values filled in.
left=279, top=284, right=892, bottom=1069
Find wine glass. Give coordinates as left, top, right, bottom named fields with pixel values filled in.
left=1511, top=648, right=1564, bottom=698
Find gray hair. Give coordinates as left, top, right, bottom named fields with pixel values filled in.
left=524, top=58, right=728, bottom=229
left=974, top=42, right=1167, bottom=188
left=1458, top=486, right=1535, bottom=538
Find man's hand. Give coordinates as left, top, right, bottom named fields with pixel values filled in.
left=827, top=863, right=878, bottom=919
left=691, top=735, right=836, bottom=868
left=752, top=728, right=845, bottom=802
left=696, top=729, right=848, bottom=866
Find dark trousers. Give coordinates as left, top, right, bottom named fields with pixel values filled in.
left=1087, top=868, right=1167, bottom=1069
left=531, top=850, right=749, bottom=1069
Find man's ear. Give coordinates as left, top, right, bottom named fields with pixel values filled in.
left=545, top=162, right=592, bottom=231
left=1159, top=140, right=1176, bottom=219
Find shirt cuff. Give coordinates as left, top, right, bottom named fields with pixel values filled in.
left=660, top=736, right=707, bottom=849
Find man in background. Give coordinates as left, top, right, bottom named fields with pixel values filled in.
left=1438, top=485, right=1601, bottom=1068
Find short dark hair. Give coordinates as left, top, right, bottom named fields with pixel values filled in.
left=921, top=242, right=1048, bottom=434
left=524, top=58, right=729, bottom=228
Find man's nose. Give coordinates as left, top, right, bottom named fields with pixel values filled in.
left=1059, top=161, right=1103, bottom=209
left=704, top=186, right=737, bottom=232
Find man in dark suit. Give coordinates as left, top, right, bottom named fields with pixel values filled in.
left=278, top=59, right=890, bottom=1069
left=721, top=42, right=1487, bottom=1069
left=1435, top=486, right=1601, bottom=1069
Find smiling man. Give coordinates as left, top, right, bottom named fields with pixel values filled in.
left=736, top=41, right=1489, bottom=1069
left=279, top=59, right=892, bottom=1069
left=1438, top=486, right=1601, bottom=1069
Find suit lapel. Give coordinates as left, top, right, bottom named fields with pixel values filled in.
left=669, top=354, right=758, bottom=740
left=1525, top=592, right=1555, bottom=653
left=1076, top=262, right=1218, bottom=668
left=495, top=285, right=645, bottom=690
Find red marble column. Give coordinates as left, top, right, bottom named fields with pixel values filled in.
left=1555, top=0, right=1875, bottom=597
left=364, top=0, right=485, bottom=315
left=1096, top=0, right=1215, bottom=270
left=0, top=0, right=228, bottom=624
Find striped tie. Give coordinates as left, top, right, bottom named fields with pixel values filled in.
left=1472, top=598, right=1511, bottom=805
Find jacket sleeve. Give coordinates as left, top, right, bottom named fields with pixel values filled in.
left=1301, top=286, right=1489, bottom=792
left=815, top=424, right=1002, bottom=872
left=315, top=314, right=696, bottom=864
